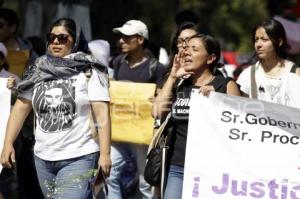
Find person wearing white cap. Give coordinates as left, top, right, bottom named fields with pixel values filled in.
left=107, top=20, right=166, bottom=199
left=113, top=20, right=149, bottom=40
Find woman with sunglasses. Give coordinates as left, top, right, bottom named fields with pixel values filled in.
left=0, top=18, right=111, bottom=199
left=153, top=33, right=240, bottom=199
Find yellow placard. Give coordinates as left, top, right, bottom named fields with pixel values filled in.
left=109, top=81, right=156, bottom=145
left=7, top=50, right=30, bottom=77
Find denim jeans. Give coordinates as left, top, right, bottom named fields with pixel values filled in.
left=34, top=152, right=99, bottom=199
left=164, top=165, right=184, bottom=199
left=106, top=142, right=156, bottom=199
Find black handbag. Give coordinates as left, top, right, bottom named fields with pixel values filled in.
left=144, top=113, right=172, bottom=188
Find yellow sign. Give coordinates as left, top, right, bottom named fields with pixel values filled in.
left=109, top=81, right=156, bottom=145
left=7, top=50, right=30, bottom=77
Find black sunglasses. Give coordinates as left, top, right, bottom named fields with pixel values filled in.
left=118, top=34, right=139, bottom=40
left=46, top=33, right=70, bottom=44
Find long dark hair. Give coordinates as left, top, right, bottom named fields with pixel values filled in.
left=164, top=22, right=199, bottom=78
left=253, top=19, right=290, bottom=59
left=170, top=22, right=199, bottom=56
left=48, top=18, right=88, bottom=53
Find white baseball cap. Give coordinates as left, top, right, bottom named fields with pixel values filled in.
left=113, top=20, right=149, bottom=40
left=88, top=40, right=110, bottom=67
left=0, top=42, right=8, bottom=58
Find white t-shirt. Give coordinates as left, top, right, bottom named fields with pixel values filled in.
left=237, top=60, right=300, bottom=108
left=19, top=68, right=110, bottom=161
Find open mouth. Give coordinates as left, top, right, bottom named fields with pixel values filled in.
left=184, top=58, right=192, bottom=64
left=120, top=46, right=127, bottom=50
left=52, top=47, right=62, bottom=52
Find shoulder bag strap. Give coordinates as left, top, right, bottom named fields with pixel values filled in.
left=159, top=113, right=172, bottom=199
left=250, top=64, right=258, bottom=99
left=161, top=145, right=168, bottom=199
left=290, top=63, right=298, bottom=73
left=148, top=58, right=158, bottom=81
left=147, top=112, right=171, bottom=154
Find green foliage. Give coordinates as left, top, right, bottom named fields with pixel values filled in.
left=180, top=0, right=268, bottom=52
left=1, top=0, right=18, bottom=12
left=0, top=0, right=276, bottom=54
left=90, top=0, right=178, bottom=52
left=90, top=0, right=276, bottom=53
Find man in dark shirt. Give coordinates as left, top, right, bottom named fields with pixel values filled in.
left=107, top=20, right=165, bottom=199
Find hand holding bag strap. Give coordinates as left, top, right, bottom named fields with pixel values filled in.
left=250, top=64, right=258, bottom=99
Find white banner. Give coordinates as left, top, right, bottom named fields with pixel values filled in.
left=0, top=78, right=11, bottom=173
left=183, top=92, right=300, bottom=199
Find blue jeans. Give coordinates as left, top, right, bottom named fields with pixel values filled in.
left=106, top=142, right=156, bottom=199
left=34, top=152, right=99, bottom=199
left=164, top=165, right=184, bottom=199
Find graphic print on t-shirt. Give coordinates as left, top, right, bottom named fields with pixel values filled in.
left=33, top=79, right=77, bottom=133
left=172, top=89, right=193, bottom=120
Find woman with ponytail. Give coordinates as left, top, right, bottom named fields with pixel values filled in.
left=153, top=33, right=240, bottom=199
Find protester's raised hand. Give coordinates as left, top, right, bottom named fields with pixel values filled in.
left=0, top=143, right=16, bottom=169
left=170, top=51, right=194, bottom=79
left=7, top=76, right=16, bottom=90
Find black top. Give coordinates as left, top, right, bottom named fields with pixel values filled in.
left=169, top=75, right=232, bottom=167
left=111, top=54, right=166, bottom=88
